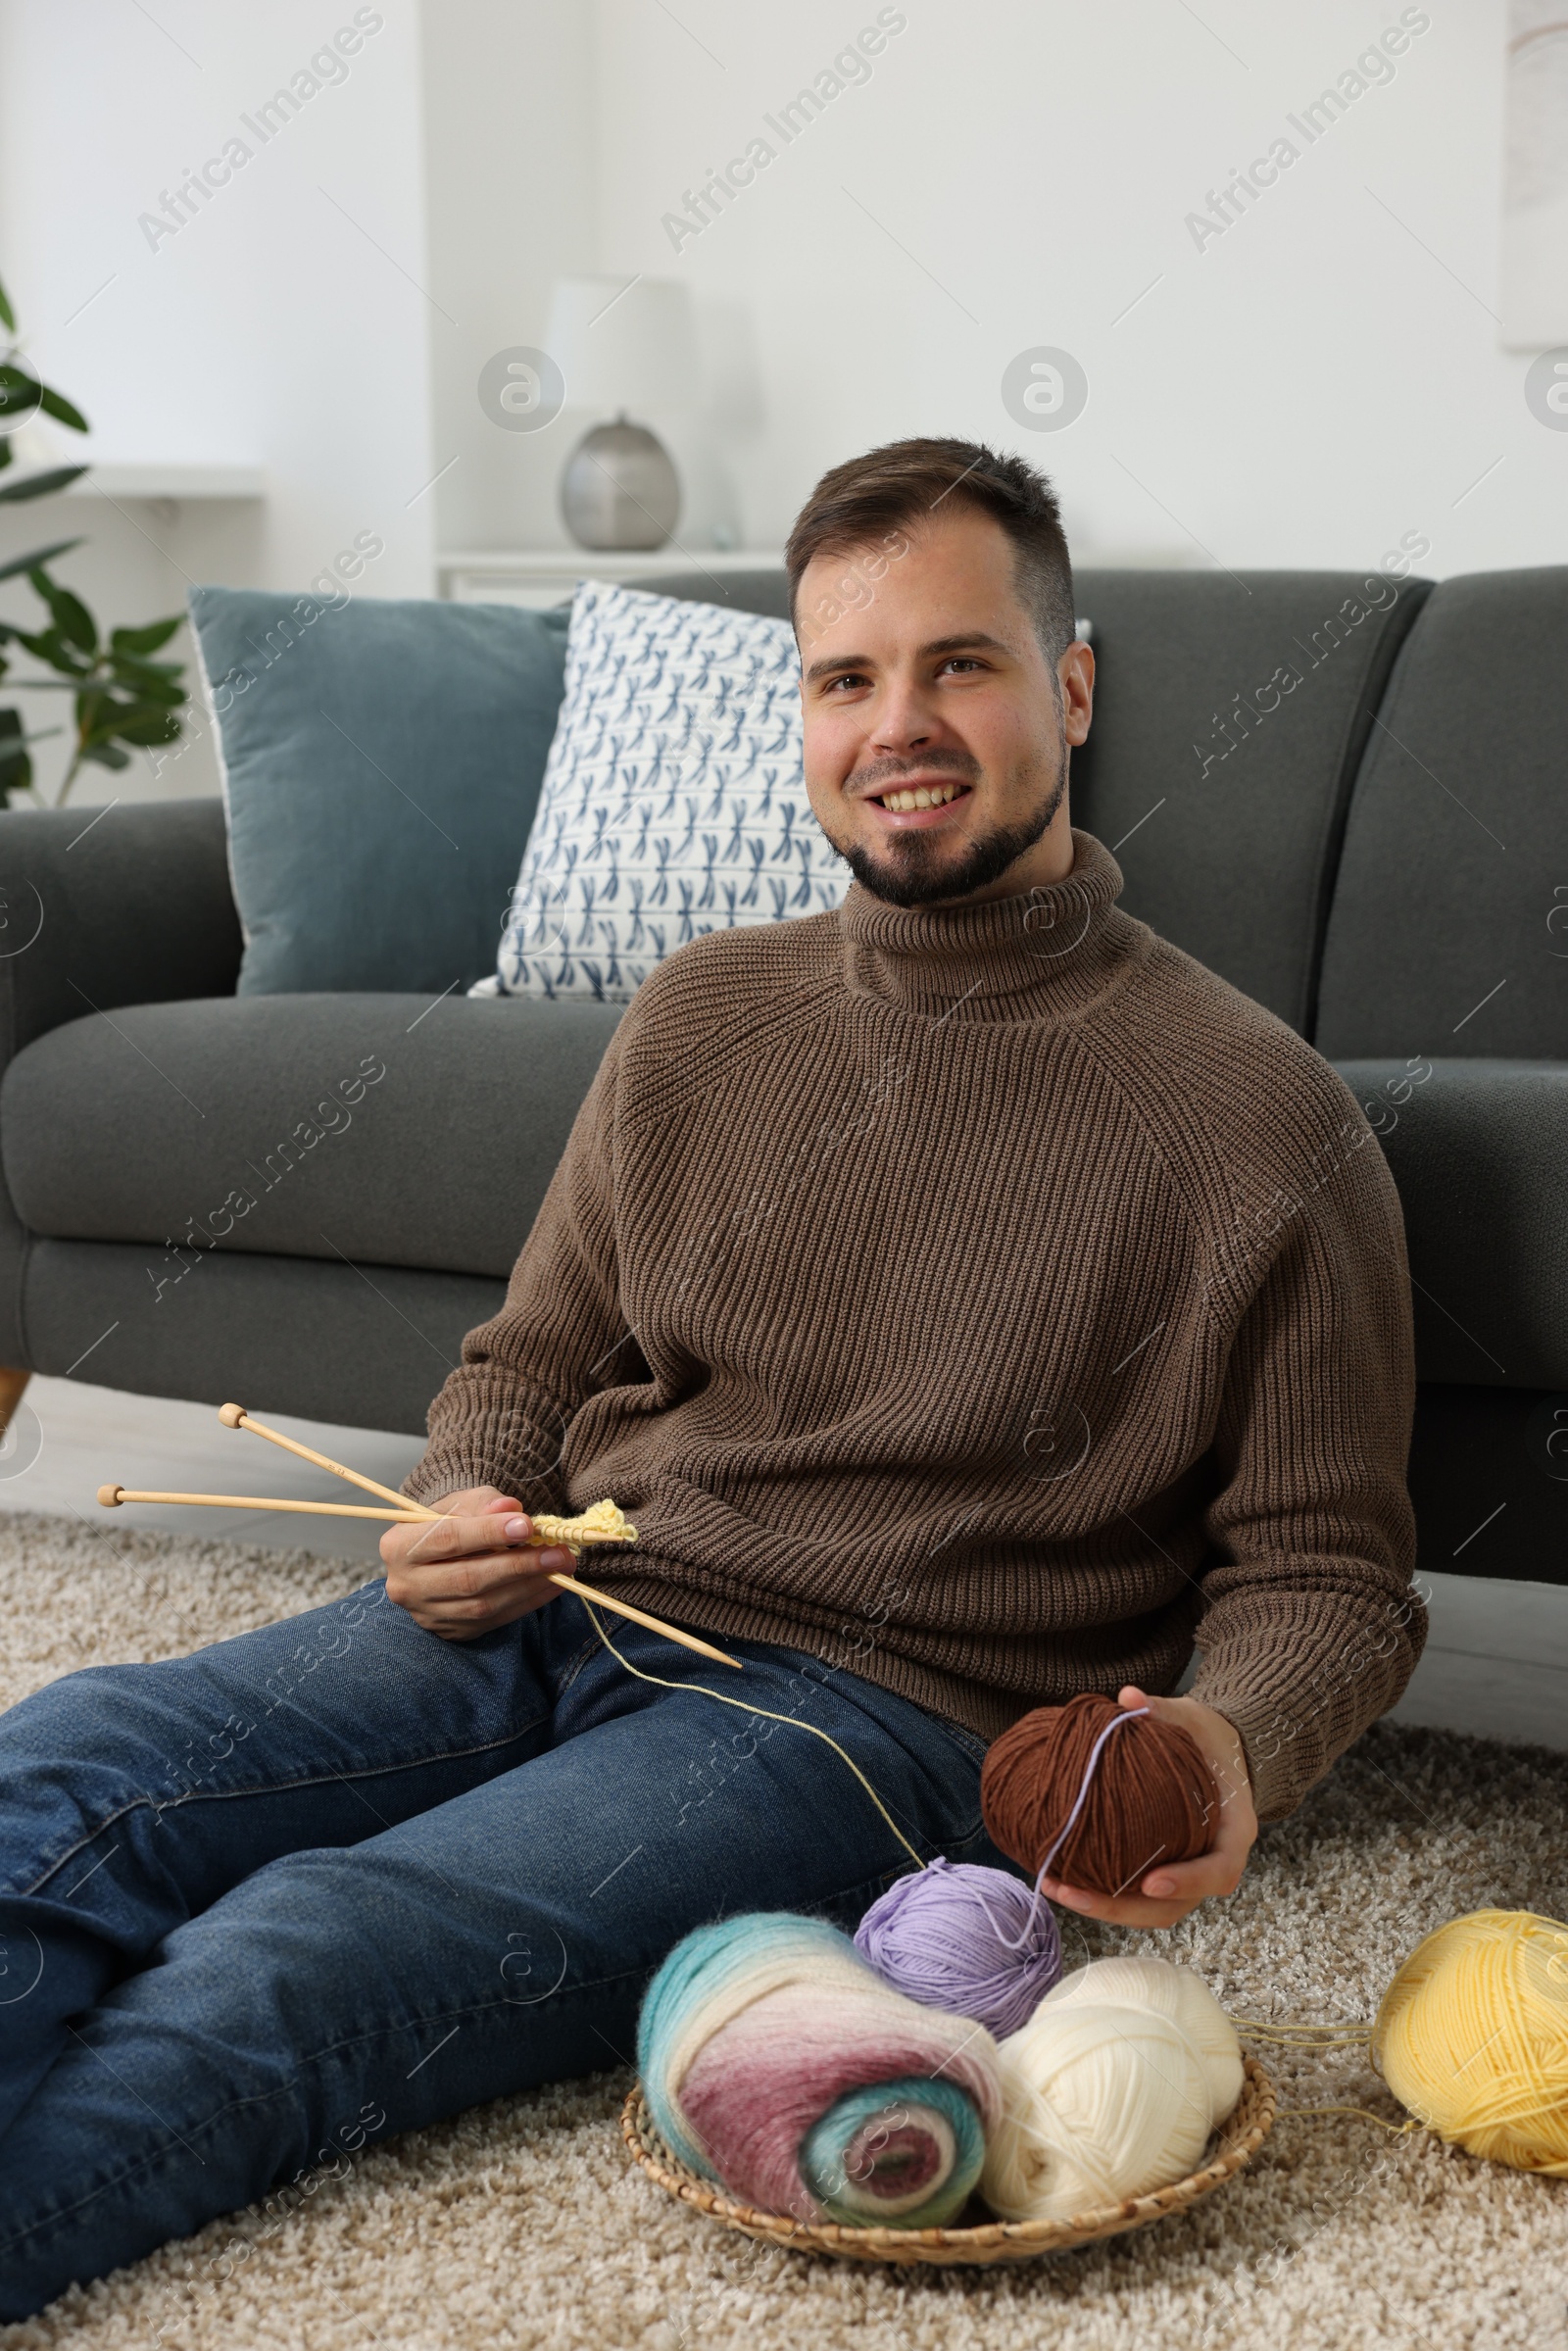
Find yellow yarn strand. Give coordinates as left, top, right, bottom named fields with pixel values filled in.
left=1274, top=2103, right=1424, bottom=2135
left=576, top=1599, right=927, bottom=1871
left=1232, top=2024, right=1374, bottom=2044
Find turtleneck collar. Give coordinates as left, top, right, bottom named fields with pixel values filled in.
left=836, top=827, right=1131, bottom=1025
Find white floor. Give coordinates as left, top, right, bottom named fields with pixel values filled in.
left=0, top=1374, right=422, bottom=1570
left=2, top=1373, right=1565, bottom=1754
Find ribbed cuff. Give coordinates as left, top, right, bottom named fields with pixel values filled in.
left=401, top=1451, right=568, bottom=1514
left=1185, top=1666, right=1305, bottom=1826
left=1191, top=1592, right=1424, bottom=1827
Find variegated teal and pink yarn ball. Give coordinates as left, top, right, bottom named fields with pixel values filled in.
left=636, top=1912, right=1002, bottom=2227
left=638, top=1917, right=1246, bottom=2231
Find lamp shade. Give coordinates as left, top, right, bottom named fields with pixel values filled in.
left=545, top=275, right=701, bottom=416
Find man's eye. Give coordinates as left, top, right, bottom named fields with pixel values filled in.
left=824, top=672, right=868, bottom=692
left=940, top=657, right=984, bottom=675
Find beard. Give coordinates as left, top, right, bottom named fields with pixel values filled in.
left=831, top=754, right=1067, bottom=911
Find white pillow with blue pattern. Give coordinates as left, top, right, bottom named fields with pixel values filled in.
left=470, top=580, right=849, bottom=1003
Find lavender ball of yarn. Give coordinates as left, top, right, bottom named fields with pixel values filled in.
left=854, top=1857, right=1063, bottom=2038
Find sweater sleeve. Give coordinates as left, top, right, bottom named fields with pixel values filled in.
left=401, top=1019, right=638, bottom=1511
left=1185, top=1121, right=1427, bottom=1825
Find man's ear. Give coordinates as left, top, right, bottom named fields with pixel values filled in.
left=1058, top=639, right=1095, bottom=748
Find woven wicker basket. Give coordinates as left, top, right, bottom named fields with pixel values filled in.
left=620, top=2051, right=1275, bottom=2268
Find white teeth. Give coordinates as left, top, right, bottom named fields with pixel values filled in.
left=882, top=784, right=961, bottom=812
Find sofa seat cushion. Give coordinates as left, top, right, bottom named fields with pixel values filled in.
left=0, top=994, right=624, bottom=1281
left=1333, top=1057, right=1568, bottom=1389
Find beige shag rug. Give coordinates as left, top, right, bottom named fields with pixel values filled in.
left=1, top=1504, right=1565, bottom=2351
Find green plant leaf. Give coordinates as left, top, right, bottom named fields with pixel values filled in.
left=27, top=568, right=96, bottom=654
left=14, top=626, right=91, bottom=675
left=110, top=616, right=181, bottom=656
left=110, top=665, right=184, bottom=706
left=80, top=739, right=132, bottom=770
left=0, top=363, right=42, bottom=430
left=76, top=680, right=185, bottom=748
left=0, top=465, right=87, bottom=504
left=109, top=643, right=182, bottom=678
left=0, top=443, right=12, bottom=472
left=37, top=384, right=88, bottom=433
left=0, top=275, right=15, bottom=333
left=110, top=651, right=181, bottom=679
left=0, top=537, right=83, bottom=584
left=110, top=707, right=182, bottom=747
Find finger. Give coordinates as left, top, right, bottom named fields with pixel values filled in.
left=407, top=1583, right=561, bottom=1639
left=1037, top=1877, right=1197, bottom=1930
left=1137, top=1846, right=1247, bottom=1902
left=1118, top=1683, right=1178, bottom=1723
left=403, top=1546, right=574, bottom=1600
left=1118, top=1684, right=1204, bottom=1738
left=1042, top=1831, right=1241, bottom=1906
left=405, top=1511, right=536, bottom=1566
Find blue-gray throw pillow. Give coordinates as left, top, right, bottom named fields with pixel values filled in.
left=189, top=585, right=570, bottom=995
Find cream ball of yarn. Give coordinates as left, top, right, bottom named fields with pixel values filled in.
left=1037, top=1955, right=1244, bottom=2119
left=981, top=1960, right=1243, bottom=2226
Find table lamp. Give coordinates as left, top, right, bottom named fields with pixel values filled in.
left=546, top=274, right=700, bottom=551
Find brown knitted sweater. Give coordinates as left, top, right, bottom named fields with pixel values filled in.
left=406, top=827, right=1425, bottom=1823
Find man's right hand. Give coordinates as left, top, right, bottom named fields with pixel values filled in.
left=379, top=1486, right=576, bottom=1640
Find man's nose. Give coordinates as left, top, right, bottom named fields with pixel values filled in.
left=870, top=676, right=938, bottom=751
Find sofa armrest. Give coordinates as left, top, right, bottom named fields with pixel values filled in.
left=1332, top=1057, right=1568, bottom=1390
left=0, top=799, right=242, bottom=1369
left=0, top=798, right=242, bottom=1067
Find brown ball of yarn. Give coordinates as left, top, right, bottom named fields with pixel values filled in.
left=981, top=1693, right=1215, bottom=1897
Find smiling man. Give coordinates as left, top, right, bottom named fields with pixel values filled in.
left=0, top=438, right=1425, bottom=2314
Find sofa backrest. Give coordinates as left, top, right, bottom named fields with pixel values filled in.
left=1313, top=566, right=1568, bottom=1061
left=644, top=562, right=1431, bottom=1039
left=1062, top=569, right=1429, bottom=1038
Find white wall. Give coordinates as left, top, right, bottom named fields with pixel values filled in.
left=415, top=2, right=748, bottom=557
left=0, top=0, right=1557, bottom=814
left=0, top=0, right=434, bottom=803
left=590, top=0, right=1553, bottom=578
left=417, top=0, right=598, bottom=554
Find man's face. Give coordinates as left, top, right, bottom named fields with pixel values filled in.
left=797, top=505, right=1095, bottom=909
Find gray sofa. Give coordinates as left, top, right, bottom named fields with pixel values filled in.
left=1, top=563, right=1564, bottom=1587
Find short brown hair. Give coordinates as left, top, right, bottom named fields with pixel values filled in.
left=784, top=436, right=1075, bottom=660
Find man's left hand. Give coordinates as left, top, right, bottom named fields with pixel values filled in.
left=1034, top=1685, right=1257, bottom=1930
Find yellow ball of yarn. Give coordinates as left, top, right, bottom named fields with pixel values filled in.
left=1373, top=1908, right=1568, bottom=2174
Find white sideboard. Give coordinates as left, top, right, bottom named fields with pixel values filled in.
left=437, top=548, right=786, bottom=609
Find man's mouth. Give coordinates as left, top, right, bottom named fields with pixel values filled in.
left=864, top=781, right=974, bottom=827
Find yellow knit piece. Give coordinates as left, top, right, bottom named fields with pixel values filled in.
left=1372, top=1908, right=1568, bottom=2174
left=527, top=1497, right=638, bottom=1554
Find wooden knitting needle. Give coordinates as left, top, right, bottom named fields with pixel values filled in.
left=215, top=1402, right=744, bottom=1673
left=99, top=1486, right=426, bottom=1521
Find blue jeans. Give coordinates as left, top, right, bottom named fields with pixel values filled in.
left=0, top=1576, right=1012, bottom=2318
